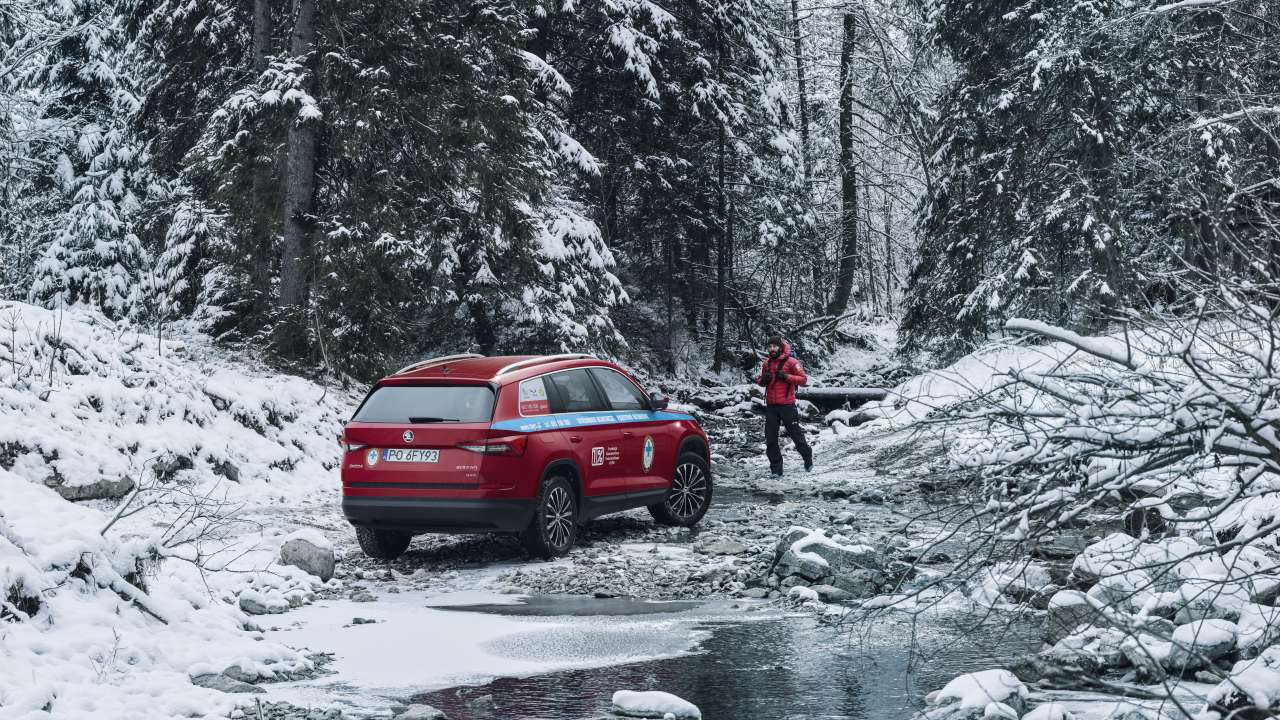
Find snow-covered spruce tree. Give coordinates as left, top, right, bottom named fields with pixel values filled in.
left=0, top=2, right=63, bottom=300
left=536, top=0, right=810, bottom=371
left=25, top=0, right=151, bottom=319
left=900, top=0, right=1280, bottom=363
left=292, top=0, right=625, bottom=374
left=128, top=0, right=277, bottom=335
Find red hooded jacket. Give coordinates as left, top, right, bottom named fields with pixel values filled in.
left=756, top=341, right=807, bottom=405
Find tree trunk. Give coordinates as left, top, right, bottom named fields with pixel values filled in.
left=790, top=0, right=811, bottom=184
left=248, top=0, right=275, bottom=313
left=277, top=0, right=318, bottom=357
left=828, top=13, right=860, bottom=317
left=883, top=195, right=894, bottom=315
left=712, top=14, right=727, bottom=374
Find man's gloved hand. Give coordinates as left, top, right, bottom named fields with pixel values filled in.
left=775, top=372, right=788, bottom=384
left=761, top=371, right=774, bottom=384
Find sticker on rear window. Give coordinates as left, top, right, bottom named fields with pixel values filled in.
left=519, top=377, right=550, bottom=416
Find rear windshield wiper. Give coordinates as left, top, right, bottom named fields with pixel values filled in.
left=408, top=416, right=458, bottom=423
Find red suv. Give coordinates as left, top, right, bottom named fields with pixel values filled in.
left=340, top=354, right=712, bottom=559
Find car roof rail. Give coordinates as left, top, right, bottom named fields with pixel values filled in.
left=494, top=354, right=598, bottom=378
left=394, top=353, right=485, bottom=376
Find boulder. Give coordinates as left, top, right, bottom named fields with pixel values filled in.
left=1206, top=645, right=1280, bottom=715
left=191, top=673, right=264, bottom=694
left=53, top=476, right=135, bottom=501
left=831, top=569, right=887, bottom=598
left=279, top=529, right=336, bottom=582
left=1044, top=627, right=1129, bottom=673
left=153, top=453, right=195, bottom=482
left=695, top=538, right=748, bottom=556
left=810, top=584, right=854, bottom=603
left=1120, top=633, right=1171, bottom=682
left=394, top=705, right=448, bottom=720
left=1071, top=533, right=1141, bottom=587
left=1167, top=618, right=1237, bottom=671
left=238, top=591, right=287, bottom=616
left=1043, top=590, right=1100, bottom=645
left=925, top=670, right=1027, bottom=718
left=775, top=548, right=829, bottom=581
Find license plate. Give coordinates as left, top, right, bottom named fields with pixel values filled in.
left=383, top=448, right=440, bottom=463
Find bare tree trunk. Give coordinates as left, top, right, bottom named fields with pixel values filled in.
left=248, top=0, right=275, bottom=312
left=277, top=0, right=317, bottom=357
left=883, top=195, right=895, bottom=314
left=790, top=0, right=811, bottom=183
left=828, top=12, right=860, bottom=317
left=712, top=15, right=727, bottom=374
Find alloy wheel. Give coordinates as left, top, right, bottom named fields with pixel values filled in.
left=667, top=462, right=708, bottom=520
left=544, top=485, right=574, bottom=549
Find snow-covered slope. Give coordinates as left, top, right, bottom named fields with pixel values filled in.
left=0, top=301, right=353, bottom=719
left=0, top=301, right=354, bottom=505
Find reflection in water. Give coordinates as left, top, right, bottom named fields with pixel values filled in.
left=411, top=609, right=1040, bottom=720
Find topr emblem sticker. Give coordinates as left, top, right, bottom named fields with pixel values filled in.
left=518, top=377, right=551, bottom=416
left=642, top=435, right=655, bottom=472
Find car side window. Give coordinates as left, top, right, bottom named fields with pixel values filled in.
left=544, top=370, right=607, bottom=413
left=590, top=368, right=646, bottom=411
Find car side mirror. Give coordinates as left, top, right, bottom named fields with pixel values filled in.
left=648, top=392, right=668, bottom=411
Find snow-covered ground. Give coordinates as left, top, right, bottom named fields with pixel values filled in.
left=9, top=299, right=1274, bottom=720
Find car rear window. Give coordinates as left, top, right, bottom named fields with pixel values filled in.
left=353, top=385, right=495, bottom=423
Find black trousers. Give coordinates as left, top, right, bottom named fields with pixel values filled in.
left=765, top=404, right=811, bottom=472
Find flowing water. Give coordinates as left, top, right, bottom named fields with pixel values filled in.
left=410, top=596, right=1042, bottom=720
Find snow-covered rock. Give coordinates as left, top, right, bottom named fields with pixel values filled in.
left=1167, top=618, right=1237, bottom=670
left=394, top=704, right=448, bottom=720
left=970, top=561, right=1054, bottom=607
left=1207, top=645, right=1280, bottom=713
left=279, top=528, right=336, bottom=582
left=926, top=670, right=1028, bottom=717
left=1045, top=627, right=1128, bottom=673
left=1237, top=603, right=1280, bottom=654
left=772, top=526, right=884, bottom=585
left=1043, top=590, right=1100, bottom=644
left=611, top=690, right=701, bottom=719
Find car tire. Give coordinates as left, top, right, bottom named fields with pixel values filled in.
left=649, top=451, right=713, bottom=527
left=356, top=526, right=412, bottom=560
left=522, top=475, right=578, bottom=559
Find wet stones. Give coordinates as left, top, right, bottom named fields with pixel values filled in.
left=694, top=537, right=748, bottom=556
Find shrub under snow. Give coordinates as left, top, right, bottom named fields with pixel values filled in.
left=0, top=476, right=313, bottom=718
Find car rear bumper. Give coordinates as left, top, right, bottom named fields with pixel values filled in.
left=342, top=496, right=536, bottom=534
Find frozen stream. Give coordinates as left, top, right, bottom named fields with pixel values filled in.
left=261, top=590, right=1041, bottom=719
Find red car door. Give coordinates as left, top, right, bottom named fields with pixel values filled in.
left=588, top=368, right=672, bottom=494
left=542, top=369, right=628, bottom=498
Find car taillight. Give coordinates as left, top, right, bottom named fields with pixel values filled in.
left=457, top=435, right=527, bottom=455
left=338, top=435, right=367, bottom=453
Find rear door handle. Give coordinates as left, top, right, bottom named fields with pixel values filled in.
left=622, top=431, right=635, bottom=438
left=569, top=435, right=583, bottom=443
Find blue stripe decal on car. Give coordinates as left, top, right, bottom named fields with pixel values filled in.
left=490, top=410, right=696, bottom=433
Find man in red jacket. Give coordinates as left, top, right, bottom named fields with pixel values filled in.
left=756, top=336, right=813, bottom=476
